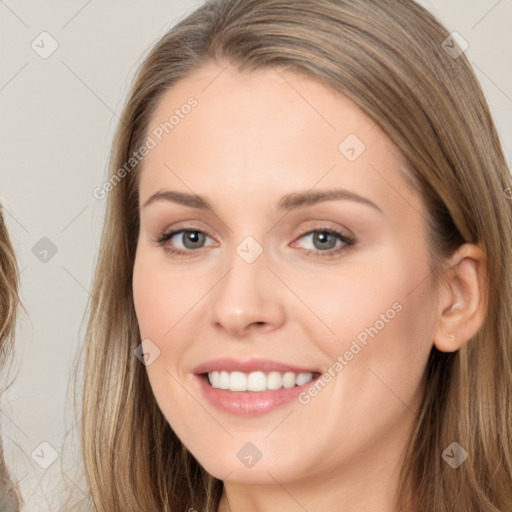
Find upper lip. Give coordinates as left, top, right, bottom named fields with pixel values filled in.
left=193, top=358, right=320, bottom=375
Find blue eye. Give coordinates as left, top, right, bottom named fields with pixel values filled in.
left=294, top=227, right=355, bottom=258
left=157, top=229, right=214, bottom=252
left=155, top=226, right=355, bottom=259
left=299, top=230, right=344, bottom=250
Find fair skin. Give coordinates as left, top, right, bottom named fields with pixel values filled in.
left=132, top=61, right=487, bottom=512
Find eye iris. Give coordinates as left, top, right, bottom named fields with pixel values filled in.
left=183, top=231, right=205, bottom=249
left=313, top=231, right=337, bottom=250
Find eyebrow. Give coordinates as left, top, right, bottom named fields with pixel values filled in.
left=142, top=189, right=383, bottom=214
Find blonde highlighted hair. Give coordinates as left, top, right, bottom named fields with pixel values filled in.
left=0, top=206, right=21, bottom=511
left=79, top=0, right=512, bottom=510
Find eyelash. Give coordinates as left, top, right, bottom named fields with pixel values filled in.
left=155, top=226, right=356, bottom=259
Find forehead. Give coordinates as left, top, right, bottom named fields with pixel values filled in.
left=148, top=61, right=389, bottom=153
left=139, top=61, right=421, bottom=217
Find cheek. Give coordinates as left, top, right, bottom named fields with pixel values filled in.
left=286, top=251, right=413, bottom=346
left=133, top=249, right=198, bottom=342
left=132, top=249, right=209, bottom=394
left=294, top=249, right=435, bottom=398
left=132, top=252, right=199, bottom=418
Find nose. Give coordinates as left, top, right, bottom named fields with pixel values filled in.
left=207, top=247, right=286, bottom=338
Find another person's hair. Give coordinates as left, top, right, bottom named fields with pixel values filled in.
left=80, top=0, right=512, bottom=510
left=0, top=206, right=20, bottom=511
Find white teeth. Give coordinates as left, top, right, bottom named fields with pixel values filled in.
left=209, top=370, right=220, bottom=388
left=267, top=371, right=283, bottom=390
left=296, top=372, right=313, bottom=386
left=207, top=370, right=314, bottom=391
left=229, top=371, right=247, bottom=391
left=219, top=371, right=230, bottom=389
left=282, top=372, right=296, bottom=388
left=247, top=371, right=266, bottom=392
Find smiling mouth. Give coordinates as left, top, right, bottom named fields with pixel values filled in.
left=203, top=370, right=321, bottom=392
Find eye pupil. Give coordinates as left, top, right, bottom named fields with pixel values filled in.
left=313, top=231, right=336, bottom=250
left=183, top=231, right=205, bottom=249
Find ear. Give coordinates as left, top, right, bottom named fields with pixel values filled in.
left=433, top=243, right=488, bottom=353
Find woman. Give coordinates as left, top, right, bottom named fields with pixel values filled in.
left=0, top=206, right=20, bottom=511
left=80, top=0, right=512, bottom=510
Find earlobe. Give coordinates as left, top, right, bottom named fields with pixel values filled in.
left=432, top=243, right=488, bottom=353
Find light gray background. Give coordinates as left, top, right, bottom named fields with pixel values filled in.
left=1, top=1, right=511, bottom=510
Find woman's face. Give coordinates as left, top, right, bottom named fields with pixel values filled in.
left=133, top=61, right=439, bottom=488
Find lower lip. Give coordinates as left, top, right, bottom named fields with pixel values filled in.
left=195, top=374, right=319, bottom=416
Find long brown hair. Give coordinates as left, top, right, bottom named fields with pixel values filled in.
left=0, top=205, right=21, bottom=511
left=79, top=1, right=512, bottom=510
